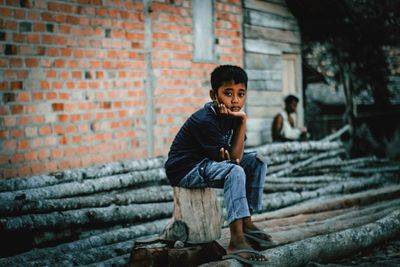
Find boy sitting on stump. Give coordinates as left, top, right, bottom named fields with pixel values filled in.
left=165, top=65, right=272, bottom=264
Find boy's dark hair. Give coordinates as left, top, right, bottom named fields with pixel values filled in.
left=284, top=94, right=299, bottom=105
left=210, top=65, right=248, bottom=91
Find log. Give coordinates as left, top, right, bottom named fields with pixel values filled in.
left=0, top=185, right=173, bottom=216
left=254, top=140, right=343, bottom=155
left=254, top=184, right=400, bottom=221
left=321, top=124, right=350, bottom=142
left=0, top=156, right=165, bottom=192
left=268, top=199, right=400, bottom=239
left=262, top=175, right=387, bottom=210
left=256, top=210, right=400, bottom=267
left=264, top=182, right=330, bottom=192
left=29, top=239, right=134, bottom=266
left=302, top=156, right=378, bottom=171
left=0, top=219, right=169, bottom=265
left=343, top=165, right=400, bottom=175
left=208, top=210, right=400, bottom=267
left=0, top=168, right=168, bottom=201
left=265, top=175, right=346, bottom=184
left=162, top=187, right=222, bottom=244
left=265, top=152, right=316, bottom=165
left=218, top=198, right=400, bottom=250
left=266, top=162, right=292, bottom=174
left=266, top=149, right=345, bottom=178
left=84, top=254, right=130, bottom=267
left=128, top=241, right=226, bottom=267
left=0, top=202, right=173, bottom=232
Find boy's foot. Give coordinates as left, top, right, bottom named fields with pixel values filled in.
left=226, top=241, right=267, bottom=263
left=243, top=223, right=275, bottom=250
left=243, top=222, right=272, bottom=242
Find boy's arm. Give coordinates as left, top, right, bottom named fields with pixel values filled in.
left=217, top=103, right=246, bottom=163
left=230, top=115, right=246, bottom=162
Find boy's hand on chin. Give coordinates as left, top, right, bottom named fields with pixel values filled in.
left=217, top=103, right=246, bottom=122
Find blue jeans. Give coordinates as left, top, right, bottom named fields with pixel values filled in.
left=177, top=152, right=266, bottom=225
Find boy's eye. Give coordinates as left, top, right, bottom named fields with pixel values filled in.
left=239, top=92, right=246, bottom=97
left=224, top=92, right=232, bottom=97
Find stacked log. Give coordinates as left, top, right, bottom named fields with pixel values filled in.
left=0, top=127, right=399, bottom=266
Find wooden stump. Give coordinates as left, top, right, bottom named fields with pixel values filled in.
left=162, top=187, right=222, bottom=244
left=128, top=241, right=226, bottom=267
left=128, top=187, right=224, bottom=267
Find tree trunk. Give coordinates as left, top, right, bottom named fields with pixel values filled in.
left=204, top=210, right=400, bottom=267
left=254, top=140, right=343, bottom=155
left=321, top=124, right=350, bottom=142
left=266, top=175, right=346, bottom=184
left=0, top=168, right=167, bottom=201
left=266, top=149, right=345, bottom=178
left=0, top=219, right=169, bottom=265
left=0, top=202, right=172, bottom=232
left=0, top=156, right=165, bottom=192
left=255, top=210, right=400, bottom=267
left=264, top=182, right=330, bottom=192
left=255, top=184, right=400, bottom=221
left=0, top=185, right=173, bottom=216
left=162, top=187, right=222, bottom=244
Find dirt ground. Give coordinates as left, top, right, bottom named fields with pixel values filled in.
left=307, top=239, right=400, bottom=267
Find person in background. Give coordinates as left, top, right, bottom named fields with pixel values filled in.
left=272, top=94, right=308, bottom=142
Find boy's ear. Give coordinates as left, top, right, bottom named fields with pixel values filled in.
left=209, top=89, right=216, bottom=101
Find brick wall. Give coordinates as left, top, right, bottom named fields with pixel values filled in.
left=0, top=0, right=243, bottom=178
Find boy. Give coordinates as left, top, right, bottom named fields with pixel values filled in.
left=165, top=65, right=271, bottom=264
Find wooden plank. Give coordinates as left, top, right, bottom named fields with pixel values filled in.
left=248, top=79, right=282, bottom=91
left=244, top=0, right=292, bottom=17
left=247, top=118, right=273, bottom=131
left=246, top=9, right=299, bottom=31
left=246, top=69, right=281, bottom=80
left=247, top=106, right=282, bottom=118
left=244, top=53, right=281, bottom=69
left=245, top=39, right=301, bottom=55
left=244, top=24, right=300, bottom=44
left=246, top=90, right=282, bottom=106
left=245, top=131, right=272, bottom=147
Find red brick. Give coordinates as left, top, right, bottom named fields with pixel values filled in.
left=32, top=115, right=44, bottom=124
left=31, top=162, right=46, bottom=174
left=38, top=149, right=50, bottom=160
left=52, top=103, right=64, bottom=112
left=11, top=129, right=24, bottom=138
left=25, top=151, right=37, bottom=161
left=51, top=148, right=63, bottom=158
left=3, top=168, right=18, bottom=178
left=11, top=153, right=24, bottom=163
left=17, top=165, right=31, bottom=177
left=17, top=92, right=30, bottom=101
left=32, top=92, right=44, bottom=101
left=11, top=81, right=23, bottom=90
left=39, top=126, right=52, bottom=135
left=25, top=58, right=39, bottom=67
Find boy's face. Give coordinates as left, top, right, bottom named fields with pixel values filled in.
left=210, top=80, right=246, bottom=112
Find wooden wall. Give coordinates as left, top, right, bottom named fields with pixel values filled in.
left=243, top=0, right=303, bottom=146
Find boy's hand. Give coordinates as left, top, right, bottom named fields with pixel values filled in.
left=216, top=102, right=246, bottom=122
left=220, top=148, right=240, bottom=164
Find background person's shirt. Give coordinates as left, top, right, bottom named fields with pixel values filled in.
left=165, top=102, right=238, bottom=186
left=279, top=111, right=301, bottom=140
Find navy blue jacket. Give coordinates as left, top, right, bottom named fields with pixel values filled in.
left=165, top=102, right=238, bottom=186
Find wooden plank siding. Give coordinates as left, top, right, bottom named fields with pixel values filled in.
left=243, top=0, right=303, bottom=146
